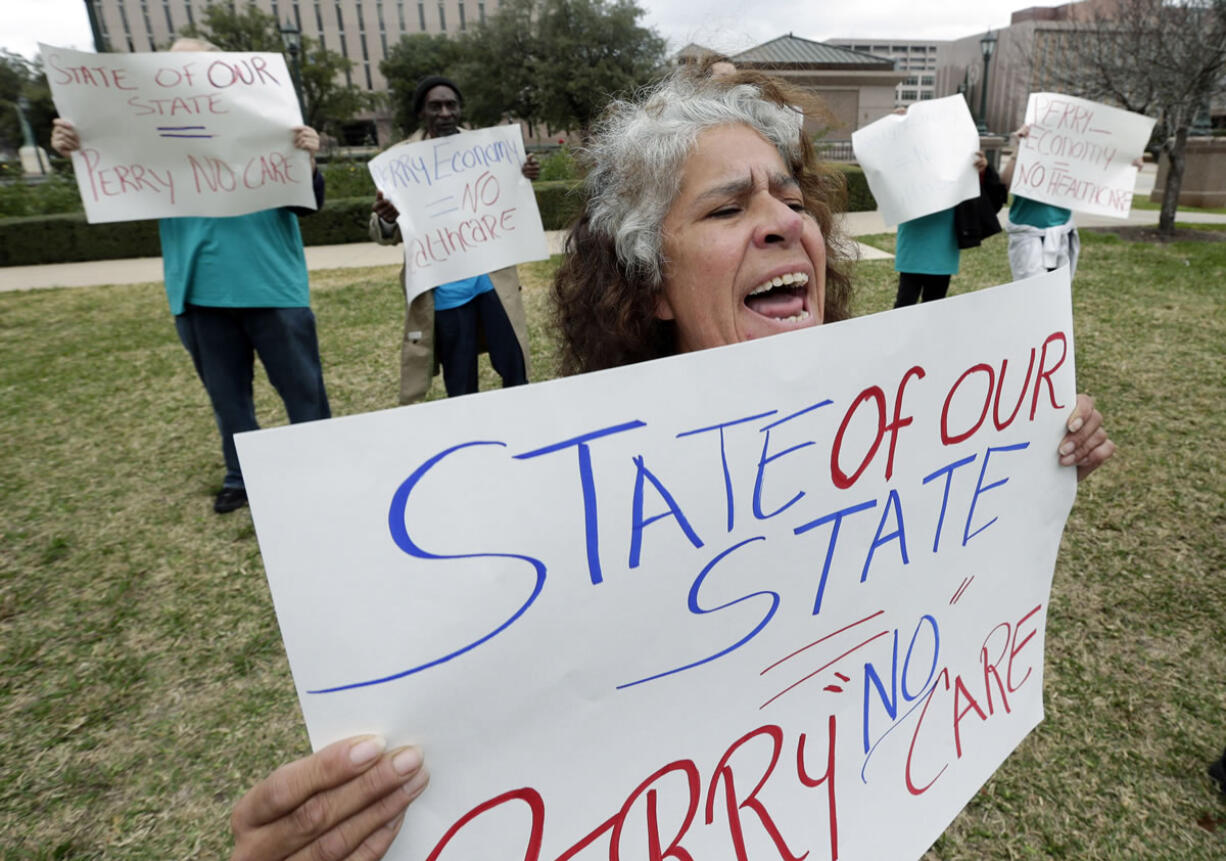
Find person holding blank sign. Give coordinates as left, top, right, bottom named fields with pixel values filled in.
left=892, top=151, right=993, bottom=308
left=229, top=70, right=1117, bottom=861
left=50, top=37, right=330, bottom=516
left=370, top=75, right=540, bottom=404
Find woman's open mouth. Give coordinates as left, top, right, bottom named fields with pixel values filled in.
left=744, top=272, right=811, bottom=324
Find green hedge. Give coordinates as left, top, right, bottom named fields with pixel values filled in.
left=0, top=170, right=874, bottom=266
left=0, top=213, right=162, bottom=265
left=0, top=181, right=588, bottom=266
left=835, top=164, right=876, bottom=213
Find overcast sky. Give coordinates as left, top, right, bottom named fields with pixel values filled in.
left=6, top=0, right=1060, bottom=61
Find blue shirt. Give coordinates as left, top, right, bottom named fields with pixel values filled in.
left=895, top=208, right=959, bottom=275
left=159, top=208, right=311, bottom=315
left=432, top=273, right=495, bottom=311
left=1009, top=196, right=1071, bottom=229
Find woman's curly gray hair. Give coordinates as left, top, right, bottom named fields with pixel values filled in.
left=583, top=75, right=807, bottom=286
left=552, top=70, right=853, bottom=375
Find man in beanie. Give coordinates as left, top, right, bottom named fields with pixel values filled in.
left=370, top=76, right=540, bottom=404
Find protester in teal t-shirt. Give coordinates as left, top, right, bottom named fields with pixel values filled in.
left=1008, top=196, right=1071, bottom=230
left=894, top=207, right=960, bottom=307
left=52, top=103, right=330, bottom=516
left=160, top=209, right=313, bottom=314
left=893, top=151, right=989, bottom=308
left=999, top=124, right=1081, bottom=281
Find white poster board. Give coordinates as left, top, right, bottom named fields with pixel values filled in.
left=238, top=270, right=1078, bottom=861
left=368, top=126, right=549, bottom=302
left=852, top=95, right=982, bottom=227
left=42, top=44, right=314, bottom=223
left=1010, top=93, right=1155, bottom=218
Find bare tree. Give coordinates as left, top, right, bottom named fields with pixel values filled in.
left=1050, top=0, right=1226, bottom=234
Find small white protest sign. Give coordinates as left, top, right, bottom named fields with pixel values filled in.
left=1011, top=92, right=1155, bottom=218
left=852, top=95, right=982, bottom=227
left=368, top=126, right=549, bottom=302
left=238, top=269, right=1078, bottom=861
left=42, top=44, right=314, bottom=223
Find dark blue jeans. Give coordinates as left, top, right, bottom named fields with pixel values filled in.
left=175, top=305, right=330, bottom=489
left=434, top=289, right=528, bottom=397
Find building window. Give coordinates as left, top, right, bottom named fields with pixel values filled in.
left=397, top=0, right=405, bottom=29
left=162, top=0, right=174, bottom=34
left=95, top=0, right=113, bottom=45
left=478, top=0, right=485, bottom=23
left=336, top=5, right=352, bottom=83
left=118, top=3, right=133, bottom=39
left=364, top=61, right=373, bottom=89
left=921, top=75, right=933, bottom=85
left=920, top=92, right=933, bottom=100
left=438, top=1, right=446, bottom=30
left=271, top=1, right=281, bottom=22
left=419, top=0, right=426, bottom=30
left=899, top=89, right=917, bottom=101
left=904, top=76, right=918, bottom=85
left=139, top=0, right=154, bottom=44
left=459, top=1, right=466, bottom=29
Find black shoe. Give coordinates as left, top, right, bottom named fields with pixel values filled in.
left=214, top=487, right=248, bottom=514
left=1211, top=748, right=1226, bottom=794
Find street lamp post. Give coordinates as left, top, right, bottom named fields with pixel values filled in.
left=279, top=19, right=305, bottom=117
left=978, top=29, right=997, bottom=134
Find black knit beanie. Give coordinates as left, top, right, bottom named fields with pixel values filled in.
left=412, top=75, right=463, bottom=115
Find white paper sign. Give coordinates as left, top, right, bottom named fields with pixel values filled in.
left=852, top=95, right=982, bottom=227
left=1011, top=93, right=1155, bottom=218
left=368, top=126, right=550, bottom=302
left=41, top=44, right=314, bottom=223
left=238, top=270, right=1078, bottom=861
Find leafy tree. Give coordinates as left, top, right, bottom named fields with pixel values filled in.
left=178, top=2, right=283, bottom=51
left=381, top=0, right=664, bottom=138
left=1053, top=0, right=1226, bottom=234
left=180, top=3, right=379, bottom=137
left=451, top=0, right=542, bottom=132
left=379, top=34, right=465, bottom=135
left=535, top=0, right=665, bottom=136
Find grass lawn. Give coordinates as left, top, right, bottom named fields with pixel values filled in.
left=1, top=230, right=1224, bottom=859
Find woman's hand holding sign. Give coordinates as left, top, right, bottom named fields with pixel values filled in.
left=230, top=735, right=429, bottom=861
left=1062, top=393, right=1114, bottom=480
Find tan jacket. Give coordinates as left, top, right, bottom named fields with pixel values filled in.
left=370, top=130, right=531, bottom=405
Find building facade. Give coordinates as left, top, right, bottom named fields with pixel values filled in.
left=85, top=0, right=500, bottom=94
left=825, top=39, right=944, bottom=108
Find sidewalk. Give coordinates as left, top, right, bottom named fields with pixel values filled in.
left=4, top=164, right=1224, bottom=291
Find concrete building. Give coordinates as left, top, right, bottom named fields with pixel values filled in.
left=932, top=0, right=1154, bottom=135
left=825, top=39, right=944, bottom=108
left=726, top=34, right=906, bottom=135
left=84, top=0, right=499, bottom=98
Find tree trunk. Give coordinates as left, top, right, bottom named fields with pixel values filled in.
left=1159, top=124, right=1190, bottom=236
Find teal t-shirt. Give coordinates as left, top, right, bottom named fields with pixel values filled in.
left=159, top=209, right=310, bottom=315
left=433, top=273, right=495, bottom=311
left=1009, top=196, right=1071, bottom=229
left=895, top=208, right=959, bottom=275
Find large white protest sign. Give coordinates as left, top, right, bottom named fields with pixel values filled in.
left=1011, top=93, right=1155, bottom=218
left=42, top=44, right=314, bottom=223
left=852, top=95, right=982, bottom=227
left=238, top=269, right=1078, bottom=860
left=368, top=126, right=549, bottom=302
